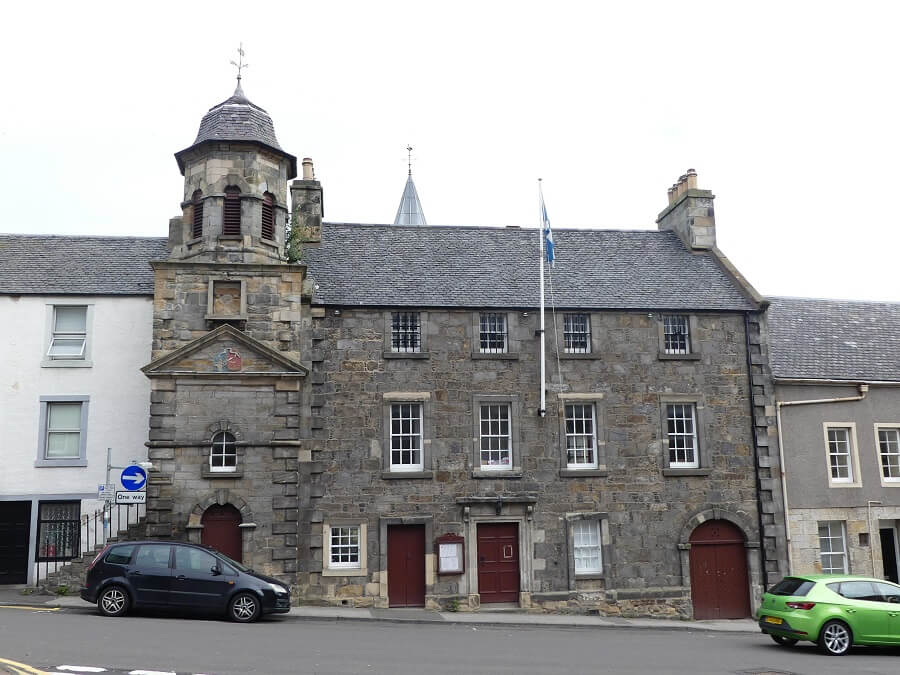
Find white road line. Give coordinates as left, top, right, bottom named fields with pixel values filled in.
left=56, top=667, right=108, bottom=673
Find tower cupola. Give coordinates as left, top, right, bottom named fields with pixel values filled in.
left=168, top=68, right=297, bottom=264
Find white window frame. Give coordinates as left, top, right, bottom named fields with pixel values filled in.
left=389, top=402, right=424, bottom=472
left=209, top=431, right=237, bottom=473
left=818, top=520, right=849, bottom=574
left=322, top=522, right=368, bottom=576
left=479, top=402, right=512, bottom=470
left=563, top=313, right=591, bottom=354
left=875, top=424, right=900, bottom=486
left=36, top=396, right=89, bottom=467
left=666, top=403, right=699, bottom=469
left=43, top=303, right=93, bottom=367
left=824, top=423, right=861, bottom=488
left=573, top=519, right=603, bottom=574
left=478, top=313, right=508, bottom=354
left=565, top=403, right=598, bottom=469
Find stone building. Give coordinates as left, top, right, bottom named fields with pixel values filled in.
left=140, top=82, right=312, bottom=583
left=296, top=173, right=787, bottom=618
left=768, top=297, right=900, bottom=581
left=0, top=81, right=790, bottom=617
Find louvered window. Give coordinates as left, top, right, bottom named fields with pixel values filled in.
left=261, top=192, right=275, bottom=240
left=191, top=190, right=203, bottom=238
left=223, top=187, right=242, bottom=236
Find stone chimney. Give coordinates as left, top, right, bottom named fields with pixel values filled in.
left=290, top=157, right=323, bottom=244
left=656, top=168, right=715, bottom=250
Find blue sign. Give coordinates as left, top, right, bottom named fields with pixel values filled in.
left=121, top=465, right=147, bottom=491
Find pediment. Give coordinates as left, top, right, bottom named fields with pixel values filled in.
left=142, top=325, right=307, bottom=376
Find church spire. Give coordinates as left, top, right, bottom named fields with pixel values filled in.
left=393, top=146, right=427, bottom=226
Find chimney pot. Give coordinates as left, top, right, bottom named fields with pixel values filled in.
left=667, top=186, right=675, bottom=206
left=686, top=168, right=698, bottom=190
left=302, top=157, right=315, bottom=181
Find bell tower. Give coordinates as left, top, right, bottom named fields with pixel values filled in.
left=168, top=62, right=297, bottom=264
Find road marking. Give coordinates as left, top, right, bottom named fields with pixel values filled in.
left=0, top=657, right=49, bottom=674
left=57, top=667, right=107, bottom=673
left=0, top=606, right=60, bottom=612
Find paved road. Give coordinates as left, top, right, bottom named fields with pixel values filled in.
left=2, top=605, right=900, bottom=674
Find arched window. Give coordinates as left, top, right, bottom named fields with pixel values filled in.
left=191, top=190, right=204, bottom=238
left=210, top=431, right=237, bottom=472
left=261, top=192, right=275, bottom=241
left=223, top=187, right=242, bottom=236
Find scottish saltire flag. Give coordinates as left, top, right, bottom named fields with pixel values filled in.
left=542, top=197, right=555, bottom=266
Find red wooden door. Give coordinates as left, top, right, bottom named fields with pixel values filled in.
left=388, top=525, right=426, bottom=607
left=201, top=504, right=243, bottom=562
left=689, top=520, right=751, bottom=619
left=477, top=523, right=520, bottom=604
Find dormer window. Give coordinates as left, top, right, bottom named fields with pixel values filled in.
left=223, top=187, right=242, bottom=236
left=261, top=192, right=275, bottom=241
left=192, top=190, right=204, bottom=238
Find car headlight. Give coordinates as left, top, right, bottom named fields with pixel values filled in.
left=267, top=582, right=288, bottom=594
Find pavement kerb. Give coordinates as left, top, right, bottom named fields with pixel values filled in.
left=18, top=595, right=759, bottom=633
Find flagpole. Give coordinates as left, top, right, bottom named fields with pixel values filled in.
left=538, top=179, right=546, bottom=418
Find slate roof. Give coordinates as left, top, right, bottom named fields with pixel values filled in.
left=174, top=84, right=297, bottom=177
left=0, top=234, right=168, bottom=295
left=768, top=297, right=900, bottom=382
left=302, top=223, right=757, bottom=311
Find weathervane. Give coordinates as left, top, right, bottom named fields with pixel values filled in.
left=407, top=145, right=413, bottom=176
left=230, top=43, right=249, bottom=84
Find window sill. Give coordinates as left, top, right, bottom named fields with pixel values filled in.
left=575, top=573, right=605, bottom=581
left=471, top=352, right=519, bottom=360
left=202, top=467, right=244, bottom=479
left=41, top=360, right=93, bottom=368
left=217, top=235, right=243, bottom=241
left=381, top=471, right=433, bottom=480
left=321, top=567, right=367, bottom=578
left=662, top=468, right=711, bottom=477
left=383, top=351, right=430, bottom=359
left=658, top=352, right=701, bottom=361
left=472, top=468, right=522, bottom=479
left=35, top=459, right=88, bottom=468
left=559, top=469, right=608, bottom=478
left=560, top=353, right=600, bottom=360
left=205, top=314, right=249, bottom=321
left=186, top=236, right=203, bottom=246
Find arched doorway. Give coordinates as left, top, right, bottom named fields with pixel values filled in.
left=201, top=504, right=242, bottom=562
left=689, top=520, right=751, bottom=619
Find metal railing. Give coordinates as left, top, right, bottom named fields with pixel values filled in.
left=33, top=501, right=145, bottom=587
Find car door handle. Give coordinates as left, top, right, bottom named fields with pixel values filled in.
left=846, top=609, right=856, bottom=614
left=176, top=575, right=186, bottom=581
left=128, top=571, right=142, bottom=576
left=890, top=613, right=899, bottom=617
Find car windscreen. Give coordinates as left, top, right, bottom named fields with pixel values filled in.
left=768, top=577, right=815, bottom=597
left=214, top=550, right=251, bottom=573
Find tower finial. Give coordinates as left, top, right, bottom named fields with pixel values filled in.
left=407, top=145, right=413, bottom=176
left=230, top=43, right=249, bottom=96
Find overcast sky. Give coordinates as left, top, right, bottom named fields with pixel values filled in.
left=3, top=1, right=898, bottom=301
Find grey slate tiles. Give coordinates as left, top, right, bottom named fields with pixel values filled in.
left=768, top=296, right=900, bottom=382
left=302, top=223, right=757, bottom=310
left=0, top=234, right=167, bottom=295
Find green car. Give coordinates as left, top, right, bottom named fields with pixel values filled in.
left=759, top=574, right=900, bottom=655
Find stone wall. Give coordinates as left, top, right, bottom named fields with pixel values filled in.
left=300, top=307, right=763, bottom=615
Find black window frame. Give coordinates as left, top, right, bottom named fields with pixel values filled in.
left=35, top=500, right=81, bottom=563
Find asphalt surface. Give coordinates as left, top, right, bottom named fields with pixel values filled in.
left=2, top=602, right=900, bottom=674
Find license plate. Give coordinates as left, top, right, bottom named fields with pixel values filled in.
left=764, top=616, right=783, bottom=625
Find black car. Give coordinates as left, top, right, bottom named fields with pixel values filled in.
left=80, top=540, right=290, bottom=622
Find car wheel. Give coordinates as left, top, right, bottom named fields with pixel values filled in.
left=229, top=592, right=261, bottom=623
left=818, top=620, right=852, bottom=656
left=97, top=585, right=130, bottom=618
left=770, top=634, right=798, bottom=647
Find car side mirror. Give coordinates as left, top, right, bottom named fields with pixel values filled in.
left=890, top=596, right=900, bottom=604
left=211, top=566, right=221, bottom=576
